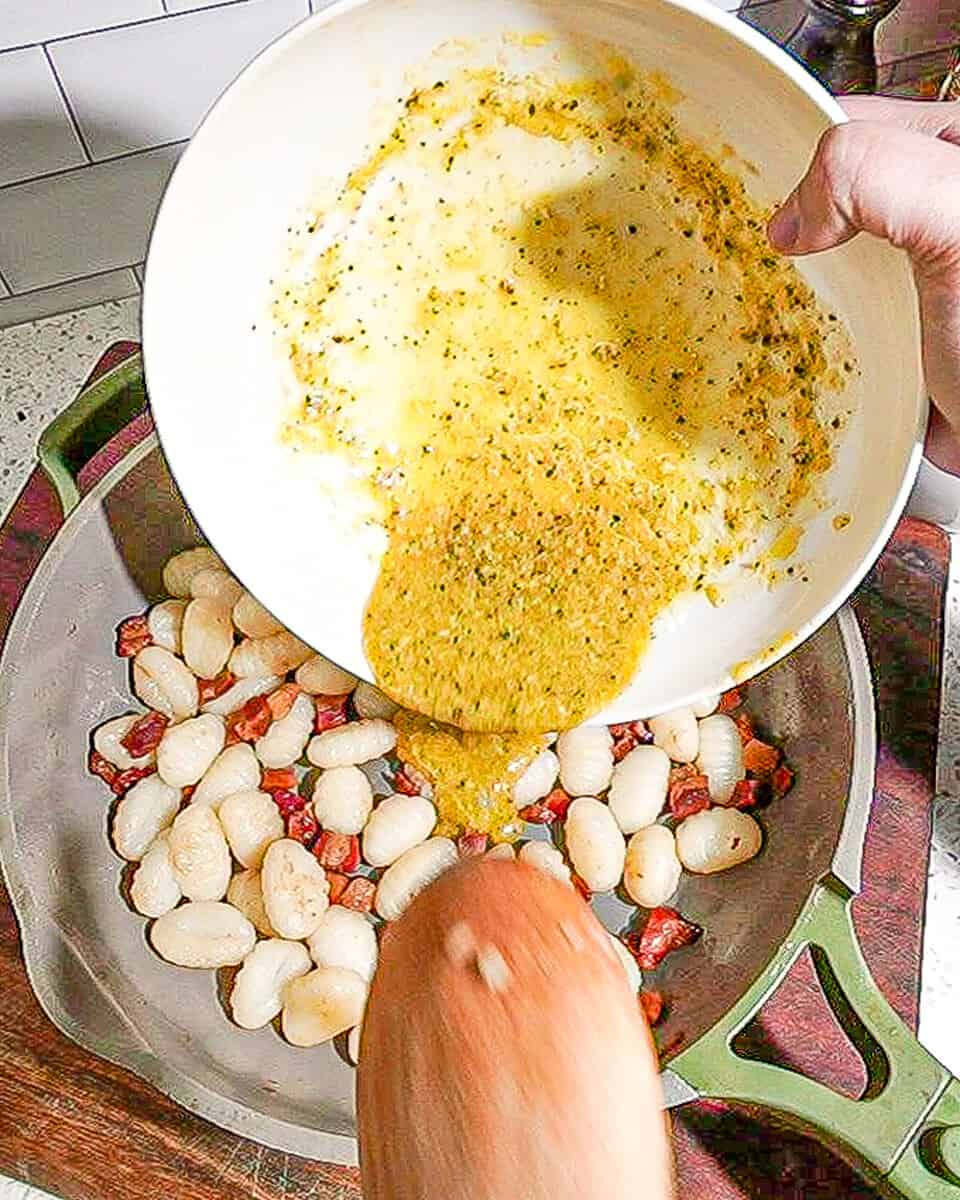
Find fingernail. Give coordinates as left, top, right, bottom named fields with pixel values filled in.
left=768, top=202, right=800, bottom=251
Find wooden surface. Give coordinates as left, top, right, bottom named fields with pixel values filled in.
left=0, top=346, right=947, bottom=1199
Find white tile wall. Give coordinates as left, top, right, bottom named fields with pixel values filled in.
left=0, top=2, right=164, bottom=50
left=0, top=267, right=139, bottom=325
left=0, top=46, right=86, bottom=185
left=165, top=0, right=252, bottom=11
left=0, top=143, right=183, bottom=289
left=0, top=0, right=309, bottom=328
left=49, top=0, right=309, bottom=160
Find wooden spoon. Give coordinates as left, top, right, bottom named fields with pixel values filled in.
left=358, top=858, right=674, bottom=1200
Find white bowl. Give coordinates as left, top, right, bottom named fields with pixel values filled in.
left=143, top=0, right=924, bottom=724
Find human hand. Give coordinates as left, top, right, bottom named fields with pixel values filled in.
left=767, top=97, right=960, bottom=472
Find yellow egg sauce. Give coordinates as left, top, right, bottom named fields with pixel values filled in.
left=276, top=44, right=855, bottom=736
left=731, top=630, right=797, bottom=683
left=394, top=711, right=550, bottom=841
left=768, top=524, right=803, bottom=561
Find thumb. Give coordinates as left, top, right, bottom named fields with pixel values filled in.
left=767, top=120, right=960, bottom=438
left=767, top=120, right=960, bottom=270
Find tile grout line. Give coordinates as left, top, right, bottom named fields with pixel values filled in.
left=0, top=139, right=187, bottom=196
left=0, top=0, right=257, bottom=57
left=43, top=0, right=259, bottom=47
left=42, top=43, right=92, bottom=164
left=0, top=265, right=143, bottom=302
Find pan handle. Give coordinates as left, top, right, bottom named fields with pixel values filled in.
left=37, top=351, right=146, bottom=517
left=668, top=877, right=960, bottom=1198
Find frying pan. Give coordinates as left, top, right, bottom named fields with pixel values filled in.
left=142, top=0, right=939, bottom=726
left=2, top=352, right=960, bottom=1197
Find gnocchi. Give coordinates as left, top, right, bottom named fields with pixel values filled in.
left=511, top=749, right=560, bottom=808
left=112, top=774, right=181, bottom=861
left=181, top=596, right=234, bottom=680
left=261, top=838, right=330, bottom=939
left=227, top=868, right=279, bottom=937
left=229, top=631, right=313, bottom=678
left=362, top=794, right=436, bottom=868
left=147, top=599, right=186, bottom=655
left=307, top=719, right=397, bottom=769
left=230, top=938, right=311, bottom=1029
left=254, top=692, right=314, bottom=769
left=607, top=745, right=670, bottom=834
left=486, top=842, right=517, bottom=861
left=312, top=766, right=373, bottom=836
left=218, top=789, right=285, bottom=869
left=695, top=713, right=745, bottom=805
left=563, top=797, right=625, bottom=893
left=162, top=546, right=224, bottom=598
left=130, top=831, right=182, bottom=917
left=648, top=707, right=699, bottom=763
left=189, top=567, right=244, bottom=609
left=191, top=743, right=260, bottom=810
left=295, top=654, right=357, bottom=696
left=375, top=837, right=457, bottom=921
left=133, top=645, right=198, bottom=719
left=156, top=713, right=226, bottom=788
left=518, top=839, right=571, bottom=886
left=168, top=804, right=232, bottom=901
left=623, top=825, right=682, bottom=907
left=556, top=727, right=614, bottom=797
left=281, top=966, right=367, bottom=1048
left=351, top=681, right=400, bottom=721
left=150, top=900, right=255, bottom=968
left=232, top=591, right=285, bottom=639
left=676, top=808, right=763, bottom=874
left=307, top=907, right=378, bottom=982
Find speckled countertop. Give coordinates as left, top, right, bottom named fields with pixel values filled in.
left=0, top=300, right=959, bottom=1200
left=0, top=301, right=140, bottom=507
